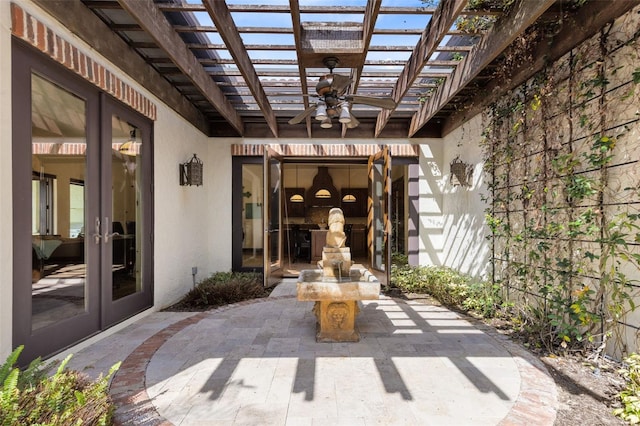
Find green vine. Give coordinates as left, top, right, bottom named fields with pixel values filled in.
left=481, top=23, right=640, bottom=355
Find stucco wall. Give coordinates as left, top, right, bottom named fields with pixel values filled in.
left=441, top=115, right=491, bottom=278
left=0, top=0, right=13, bottom=360
left=417, top=141, right=445, bottom=267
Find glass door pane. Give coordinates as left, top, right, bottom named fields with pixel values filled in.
left=30, top=74, right=88, bottom=330
left=110, top=117, right=142, bottom=300
left=368, top=146, right=391, bottom=285
left=263, top=147, right=283, bottom=286
left=241, top=163, right=264, bottom=268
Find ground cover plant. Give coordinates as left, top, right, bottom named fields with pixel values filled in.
left=166, top=271, right=269, bottom=311
left=0, top=345, right=119, bottom=426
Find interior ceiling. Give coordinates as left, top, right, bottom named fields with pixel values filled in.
left=65, top=0, right=627, bottom=139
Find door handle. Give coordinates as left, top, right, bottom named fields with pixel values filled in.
left=103, top=217, right=120, bottom=243
left=93, top=217, right=103, bottom=244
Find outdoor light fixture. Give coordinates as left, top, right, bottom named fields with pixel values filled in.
left=320, top=118, right=333, bottom=129
left=179, top=153, right=203, bottom=186
left=315, top=101, right=328, bottom=121
left=290, top=165, right=304, bottom=203
left=342, top=165, right=356, bottom=203
left=338, top=105, right=351, bottom=124
left=450, top=156, right=473, bottom=188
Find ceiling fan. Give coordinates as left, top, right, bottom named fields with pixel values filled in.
left=288, top=57, right=397, bottom=129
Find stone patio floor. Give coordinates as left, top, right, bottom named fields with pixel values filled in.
left=62, top=279, right=557, bottom=425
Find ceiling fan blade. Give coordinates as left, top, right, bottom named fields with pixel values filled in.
left=346, top=95, right=396, bottom=109
left=330, top=74, right=352, bottom=94
left=288, top=105, right=317, bottom=125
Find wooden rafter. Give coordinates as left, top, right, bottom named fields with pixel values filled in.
left=408, top=0, right=556, bottom=137
left=374, top=0, right=467, bottom=137
left=31, top=0, right=209, bottom=135
left=203, top=0, right=279, bottom=137
left=116, top=0, right=244, bottom=135
left=344, top=0, right=382, bottom=138
left=352, top=0, right=382, bottom=94
left=441, top=0, right=640, bottom=135
left=289, top=0, right=312, bottom=138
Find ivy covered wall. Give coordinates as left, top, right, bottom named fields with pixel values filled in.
left=482, top=7, right=640, bottom=357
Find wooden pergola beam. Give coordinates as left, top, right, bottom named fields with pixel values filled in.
left=31, top=0, right=209, bottom=135
left=344, top=0, right=382, bottom=138
left=203, top=0, right=278, bottom=138
left=408, top=0, right=556, bottom=137
left=289, top=0, right=312, bottom=138
left=374, top=0, right=467, bottom=137
left=116, top=0, right=244, bottom=135
left=441, top=0, right=640, bottom=135
left=353, top=0, right=382, bottom=94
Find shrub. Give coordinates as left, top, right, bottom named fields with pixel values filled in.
left=0, top=345, right=119, bottom=426
left=391, top=264, right=501, bottom=317
left=615, top=353, right=640, bottom=423
left=170, top=271, right=269, bottom=311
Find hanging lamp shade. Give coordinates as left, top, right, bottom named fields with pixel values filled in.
left=338, top=105, right=351, bottom=124
left=290, top=165, right=305, bottom=202
left=315, top=189, right=331, bottom=198
left=290, top=193, right=304, bottom=203
left=342, top=165, right=356, bottom=202
left=119, top=129, right=138, bottom=156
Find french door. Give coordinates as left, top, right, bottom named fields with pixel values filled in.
left=263, top=147, right=283, bottom=286
left=368, top=146, right=392, bottom=286
left=12, top=42, right=152, bottom=363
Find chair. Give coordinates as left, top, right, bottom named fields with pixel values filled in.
left=112, top=221, right=125, bottom=235
left=344, top=223, right=353, bottom=248
left=293, top=226, right=311, bottom=263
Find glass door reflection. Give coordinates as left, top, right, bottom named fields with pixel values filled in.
left=111, top=117, right=142, bottom=300
left=30, top=74, right=87, bottom=330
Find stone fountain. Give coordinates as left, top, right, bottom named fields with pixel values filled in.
left=297, top=208, right=380, bottom=342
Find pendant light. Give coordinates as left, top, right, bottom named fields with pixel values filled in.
left=290, top=165, right=304, bottom=203
left=342, top=165, right=356, bottom=203
left=119, top=128, right=138, bottom=156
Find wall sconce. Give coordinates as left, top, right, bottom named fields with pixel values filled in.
left=450, top=156, right=473, bottom=187
left=180, top=153, right=203, bottom=186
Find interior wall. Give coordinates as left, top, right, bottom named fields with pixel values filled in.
left=0, top=0, right=13, bottom=360
left=441, top=115, right=491, bottom=278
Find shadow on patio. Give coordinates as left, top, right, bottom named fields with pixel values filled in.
left=66, top=280, right=557, bottom=425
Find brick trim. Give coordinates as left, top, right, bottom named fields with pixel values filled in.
left=11, top=3, right=157, bottom=121
left=231, top=144, right=419, bottom=157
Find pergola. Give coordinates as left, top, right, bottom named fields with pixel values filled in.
left=32, top=0, right=638, bottom=139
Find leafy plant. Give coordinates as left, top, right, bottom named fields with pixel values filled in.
left=390, top=265, right=501, bottom=317
left=614, top=353, right=640, bottom=423
left=0, top=345, right=119, bottom=426
left=168, top=271, right=269, bottom=311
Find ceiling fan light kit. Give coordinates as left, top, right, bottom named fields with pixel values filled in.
left=287, top=56, right=397, bottom=129
left=315, top=102, right=328, bottom=121
left=339, top=106, right=351, bottom=124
